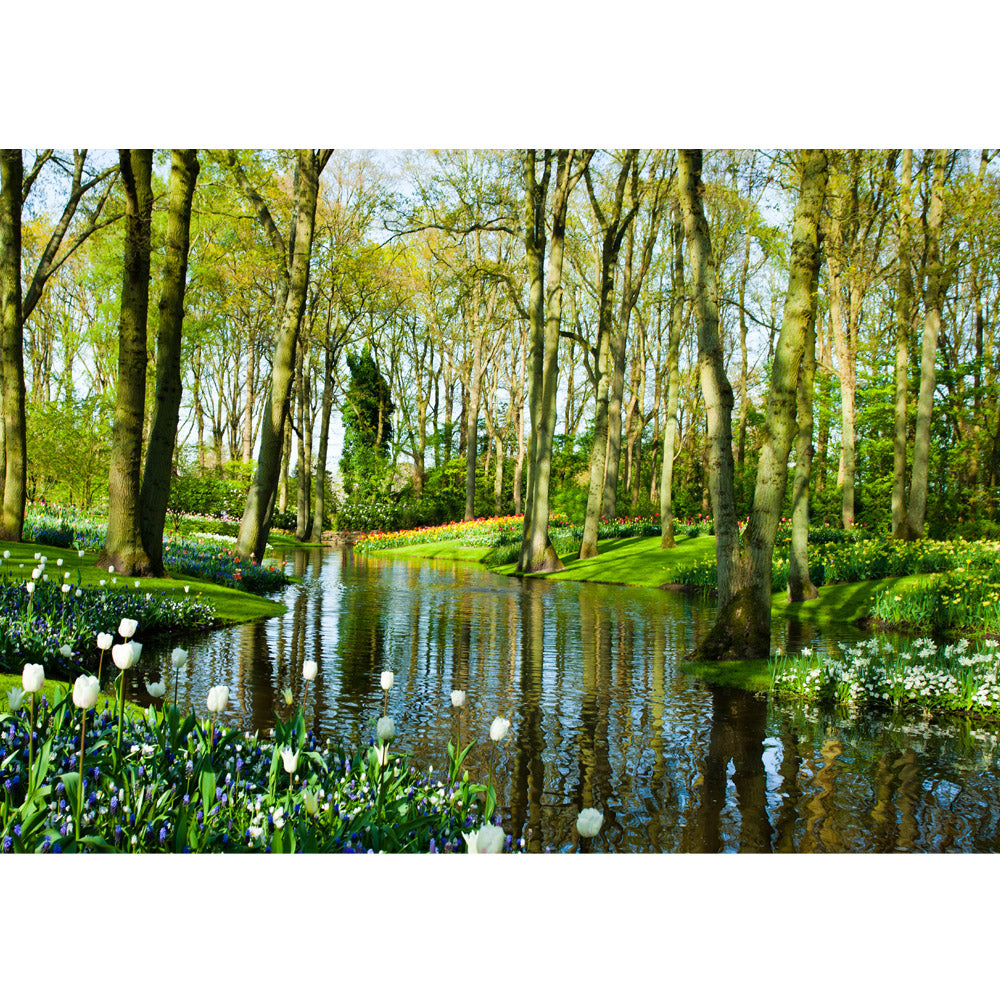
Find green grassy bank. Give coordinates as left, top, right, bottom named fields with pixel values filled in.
left=1, top=542, right=287, bottom=626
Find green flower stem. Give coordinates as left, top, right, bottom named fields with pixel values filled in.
left=96, top=649, right=105, bottom=687
left=78, top=709, right=87, bottom=824
left=117, top=672, right=126, bottom=752
left=28, top=694, right=35, bottom=774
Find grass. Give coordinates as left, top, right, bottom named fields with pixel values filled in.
left=501, top=534, right=718, bottom=586
left=0, top=671, right=141, bottom=715
left=0, top=542, right=286, bottom=626
left=378, top=542, right=496, bottom=563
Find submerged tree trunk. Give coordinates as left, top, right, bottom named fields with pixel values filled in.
left=236, top=149, right=331, bottom=563
left=140, top=149, right=199, bottom=575
left=891, top=148, right=914, bottom=538
left=0, top=150, right=26, bottom=542
left=693, top=149, right=827, bottom=659
left=787, top=298, right=819, bottom=602
left=903, top=148, right=947, bottom=540
left=660, top=196, right=684, bottom=549
left=677, top=149, right=740, bottom=610
left=104, top=149, right=155, bottom=576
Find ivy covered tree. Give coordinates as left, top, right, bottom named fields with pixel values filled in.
left=337, top=348, right=395, bottom=528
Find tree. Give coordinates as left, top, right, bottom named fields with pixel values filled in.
left=0, top=151, right=25, bottom=542
left=692, top=149, right=828, bottom=659
left=340, top=347, right=394, bottom=494
left=518, top=148, right=592, bottom=574
left=577, top=150, right=638, bottom=560
left=139, top=149, right=199, bottom=574
left=103, top=149, right=154, bottom=575
left=233, top=149, right=332, bottom=562
left=899, top=149, right=948, bottom=539
left=0, top=149, right=119, bottom=539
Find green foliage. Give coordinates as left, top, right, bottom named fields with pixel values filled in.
left=168, top=470, right=249, bottom=520
left=27, top=396, right=111, bottom=509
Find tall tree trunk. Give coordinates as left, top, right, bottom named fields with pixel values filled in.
left=903, top=149, right=947, bottom=540
left=139, top=149, right=199, bottom=575
left=787, top=296, right=818, bottom=602
left=519, top=149, right=589, bottom=573
left=660, top=196, right=684, bottom=548
left=277, top=409, right=291, bottom=514
left=0, top=150, right=26, bottom=542
left=694, top=149, right=827, bottom=659
left=104, top=149, right=154, bottom=575
left=891, top=148, right=914, bottom=537
left=513, top=329, right=526, bottom=515
left=242, top=337, right=256, bottom=466
left=236, top=149, right=331, bottom=562
left=193, top=342, right=206, bottom=471
left=579, top=152, right=635, bottom=559
left=310, top=337, right=336, bottom=543
left=736, top=228, right=751, bottom=481
left=464, top=307, right=484, bottom=521
left=295, top=337, right=313, bottom=540
left=677, top=149, right=740, bottom=608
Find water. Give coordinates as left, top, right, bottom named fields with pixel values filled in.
left=129, top=546, right=1000, bottom=852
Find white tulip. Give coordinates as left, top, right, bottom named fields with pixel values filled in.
left=302, top=787, right=320, bottom=816
left=22, top=662, right=45, bottom=693
left=463, top=825, right=505, bottom=854
left=279, top=747, right=299, bottom=773
left=171, top=647, right=189, bottom=667
left=77, top=550, right=85, bottom=558
left=25, top=581, right=34, bottom=595
left=96, top=632, right=113, bottom=651
left=61, top=584, right=71, bottom=594
left=2, top=550, right=8, bottom=559
left=206, top=684, right=229, bottom=714
left=145, top=679, right=167, bottom=699
left=376, top=716, right=395, bottom=742
left=75, top=589, right=82, bottom=597
left=576, top=807, right=604, bottom=838
left=111, top=643, right=135, bottom=671
left=64, top=572, right=70, bottom=579
left=108, top=565, right=115, bottom=573
left=373, top=743, right=390, bottom=767
left=30, top=567, right=41, bottom=580
left=302, top=660, right=318, bottom=681
left=59, top=644, right=73, bottom=658
left=282, top=687, right=294, bottom=706
left=118, top=618, right=138, bottom=639
left=56, top=558, right=63, bottom=567
left=490, top=717, right=511, bottom=742
left=184, top=585, right=190, bottom=593
left=380, top=670, right=394, bottom=691
left=33, top=552, right=40, bottom=560
left=134, top=580, right=141, bottom=588
left=72, top=675, right=100, bottom=711
left=451, top=690, right=466, bottom=708
left=7, top=688, right=25, bottom=711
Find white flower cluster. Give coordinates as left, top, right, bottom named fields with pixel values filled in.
left=772, top=635, right=1000, bottom=715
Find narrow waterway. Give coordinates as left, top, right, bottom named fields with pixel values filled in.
left=130, top=546, right=1000, bottom=852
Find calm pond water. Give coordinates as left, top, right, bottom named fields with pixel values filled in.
left=128, top=546, right=1000, bottom=853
